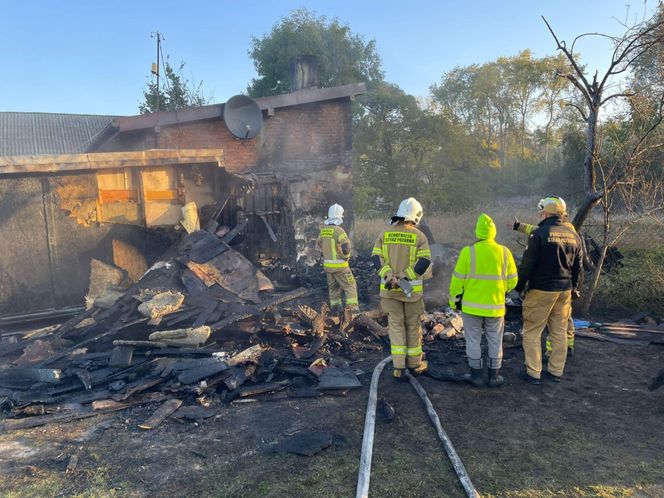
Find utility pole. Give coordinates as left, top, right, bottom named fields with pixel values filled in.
left=150, top=31, right=164, bottom=112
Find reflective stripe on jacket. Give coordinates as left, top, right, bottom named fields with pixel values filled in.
left=318, top=225, right=350, bottom=271
left=449, top=239, right=518, bottom=317
left=372, top=222, right=430, bottom=302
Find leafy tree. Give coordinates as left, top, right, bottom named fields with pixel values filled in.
left=247, top=8, right=383, bottom=97
left=139, top=58, right=208, bottom=114
left=432, top=63, right=511, bottom=168
left=536, top=54, right=574, bottom=162
left=631, top=4, right=664, bottom=102
left=354, top=82, right=484, bottom=215
left=504, top=50, right=546, bottom=159
left=432, top=52, right=574, bottom=175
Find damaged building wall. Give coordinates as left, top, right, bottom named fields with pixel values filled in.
left=257, top=101, right=354, bottom=268
left=99, top=98, right=354, bottom=267
left=0, top=172, right=175, bottom=314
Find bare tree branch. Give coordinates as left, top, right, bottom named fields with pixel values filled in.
left=542, top=16, right=594, bottom=98
left=557, top=71, right=592, bottom=104
left=564, top=101, right=589, bottom=121
left=600, top=92, right=636, bottom=106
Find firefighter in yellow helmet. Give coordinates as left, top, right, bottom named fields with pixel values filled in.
left=516, top=196, right=582, bottom=385
left=449, top=213, right=518, bottom=387
left=371, top=198, right=431, bottom=380
left=509, top=196, right=578, bottom=357
left=316, top=204, right=359, bottom=314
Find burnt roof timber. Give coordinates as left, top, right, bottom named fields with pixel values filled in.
left=113, top=82, right=366, bottom=133
left=0, top=148, right=224, bottom=175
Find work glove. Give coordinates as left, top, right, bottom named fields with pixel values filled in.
left=385, top=276, right=398, bottom=290
left=508, top=217, right=520, bottom=231
left=571, top=289, right=581, bottom=300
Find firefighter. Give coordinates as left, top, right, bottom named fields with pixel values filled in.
left=509, top=203, right=577, bottom=357
left=449, top=214, right=518, bottom=388
left=371, top=198, right=432, bottom=380
left=316, top=204, right=359, bottom=314
left=515, top=196, right=582, bottom=385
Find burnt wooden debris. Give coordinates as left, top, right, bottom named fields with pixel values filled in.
left=574, top=321, right=664, bottom=346
left=0, top=228, right=387, bottom=432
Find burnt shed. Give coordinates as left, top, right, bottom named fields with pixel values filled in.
left=0, top=82, right=365, bottom=316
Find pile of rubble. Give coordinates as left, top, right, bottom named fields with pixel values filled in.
left=0, top=230, right=385, bottom=432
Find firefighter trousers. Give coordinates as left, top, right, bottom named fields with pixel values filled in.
left=522, top=289, right=572, bottom=378
left=381, top=297, right=424, bottom=369
left=325, top=269, right=359, bottom=309
left=546, top=316, right=575, bottom=353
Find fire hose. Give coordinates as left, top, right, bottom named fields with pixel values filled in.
left=356, top=356, right=480, bottom=498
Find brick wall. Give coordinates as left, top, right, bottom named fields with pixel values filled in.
left=157, top=121, right=259, bottom=172
left=259, top=100, right=353, bottom=174
left=103, top=98, right=353, bottom=177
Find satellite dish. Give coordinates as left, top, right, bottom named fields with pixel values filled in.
left=223, top=95, right=263, bottom=139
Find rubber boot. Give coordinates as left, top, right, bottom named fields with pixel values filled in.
left=464, top=367, right=484, bottom=388
left=340, top=307, right=353, bottom=334
left=409, top=360, right=428, bottom=375
left=488, top=368, right=504, bottom=388
left=392, top=368, right=408, bottom=382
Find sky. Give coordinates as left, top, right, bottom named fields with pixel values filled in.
left=0, top=0, right=659, bottom=116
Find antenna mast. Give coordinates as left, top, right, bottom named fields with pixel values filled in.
left=150, top=31, right=164, bottom=112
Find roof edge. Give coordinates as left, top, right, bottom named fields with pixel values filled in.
left=114, top=82, right=367, bottom=133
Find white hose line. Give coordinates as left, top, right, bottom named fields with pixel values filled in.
left=356, top=355, right=392, bottom=498
left=405, top=370, right=481, bottom=498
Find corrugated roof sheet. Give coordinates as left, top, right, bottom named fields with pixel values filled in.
left=0, top=112, right=117, bottom=156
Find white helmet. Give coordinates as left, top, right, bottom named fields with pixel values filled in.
left=325, top=203, right=344, bottom=226
left=393, top=197, right=423, bottom=225
left=538, top=196, right=567, bottom=215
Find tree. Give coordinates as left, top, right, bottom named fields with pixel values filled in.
left=247, top=8, right=383, bottom=97
left=504, top=50, right=546, bottom=159
left=631, top=4, right=664, bottom=102
left=580, top=97, right=664, bottom=313
left=533, top=54, right=573, bottom=162
left=432, top=62, right=514, bottom=169
left=431, top=53, right=573, bottom=174
left=542, top=13, right=664, bottom=229
left=542, top=13, right=664, bottom=313
left=354, top=82, right=483, bottom=215
left=139, top=58, right=209, bottom=114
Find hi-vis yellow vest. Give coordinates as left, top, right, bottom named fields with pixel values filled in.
left=319, top=225, right=350, bottom=271
left=449, top=239, right=518, bottom=317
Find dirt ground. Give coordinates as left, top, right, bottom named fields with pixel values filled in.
left=1, top=311, right=663, bottom=498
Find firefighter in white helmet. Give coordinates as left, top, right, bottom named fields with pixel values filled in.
left=316, top=204, right=359, bottom=314
left=372, top=198, right=431, bottom=380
